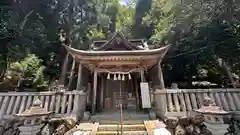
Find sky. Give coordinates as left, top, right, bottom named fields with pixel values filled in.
left=120, top=0, right=128, bottom=6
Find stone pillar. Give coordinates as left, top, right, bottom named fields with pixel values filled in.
left=92, top=71, right=97, bottom=114
left=76, top=64, right=82, bottom=91
left=73, top=91, right=87, bottom=122
left=154, top=90, right=167, bottom=119
left=154, top=61, right=167, bottom=119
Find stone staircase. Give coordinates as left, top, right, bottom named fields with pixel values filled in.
left=65, top=110, right=159, bottom=135
left=96, top=120, right=148, bottom=135
left=90, top=111, right=150, bottom=121
left=90, top=111, right=150, bottom=135
left=64, top=119, right=160, bottom=135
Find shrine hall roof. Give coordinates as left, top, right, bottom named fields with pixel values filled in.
left=65, top=44, right=170, bottom=57
left=90, top=32, right=149, bottom=51
left=64, top=32, right=171, bottom=63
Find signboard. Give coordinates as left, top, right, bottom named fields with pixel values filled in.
left=140, top=82, right=151, bottom=108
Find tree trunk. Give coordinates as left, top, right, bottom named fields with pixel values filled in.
left=217, top=57, right=236, bottom=88
left=58, top=0, right=75, bottom=86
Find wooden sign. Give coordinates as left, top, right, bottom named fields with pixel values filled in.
left=140, top=82, right=151, bottom=108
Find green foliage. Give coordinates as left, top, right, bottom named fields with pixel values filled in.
left=142, top=0, right=176, bottom=45
left=116, top=4, right=134, bottom=37
left=4, top=54, right=48, bottom=91
left=1, top=0, right=240, bottom=88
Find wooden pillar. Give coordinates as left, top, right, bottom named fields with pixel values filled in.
left=76, top=64, right=82, bottom=91
left=134, top=77, right=140, bottom=110
left=87, top=82, right=91, bottom=103
left=92, top=71, right=97, bottom=114
left=140, top=69, right=146, bottom=82
left=100, top=76, right=104, bottom=110
left=158, top=61, right=165, bottom=89
left=67, top=59, right=76, bottom=90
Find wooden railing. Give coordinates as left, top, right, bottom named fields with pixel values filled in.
left=155, top=89, right=240, bottom=117
left=0, top=91, right=86, bottom=120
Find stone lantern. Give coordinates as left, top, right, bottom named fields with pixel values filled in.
left=15, top=98, right=53, bottom=135
left=193, top=96, right=231, bottom=135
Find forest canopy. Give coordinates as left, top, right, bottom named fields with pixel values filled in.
left=0, top=0, right=240, bottom=90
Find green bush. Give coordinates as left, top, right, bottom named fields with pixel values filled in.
left=4, top=54, right=48, bottom=91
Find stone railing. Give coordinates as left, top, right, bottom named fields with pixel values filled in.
left=0, top=91, right=86, bottom=120
left=154, top=89, right=240, bottom=119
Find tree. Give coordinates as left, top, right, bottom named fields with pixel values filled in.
left=3, top=54, right=48, bottom=91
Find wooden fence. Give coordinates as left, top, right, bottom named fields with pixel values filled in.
left=0, top=91, right=86, bottom=120
left=156, top=89, right=240, bottom=117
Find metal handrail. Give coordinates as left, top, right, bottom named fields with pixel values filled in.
left=120, top=104, right=123, bottom=135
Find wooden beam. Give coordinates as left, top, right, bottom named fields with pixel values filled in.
left=92, top=71, right=98, bottom=114
left=67, top=59, right=76, bottom=90
left=98, top=61, right=141, bottom=66
left=75, top=55, right=162, bottom=61
left=76, top=64, right=82, bottom=90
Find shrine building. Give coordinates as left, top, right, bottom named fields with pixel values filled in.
left=63, top=33, right=170, bottom=114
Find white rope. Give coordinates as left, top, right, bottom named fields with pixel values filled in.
left=95, top=68, right=141, bottom=74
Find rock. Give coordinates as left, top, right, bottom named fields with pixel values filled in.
left=199, top=124, right=212, bottom=135
left=175, top=125, right=186, bottom=135
left=82, top=112, right=91, bottom=121
left=50, top=117, right=77, bottom=135
left=63, top=117, right=76, bottom=129
left=185, top=124, right=195, bottom=135
left=4, top=128, right=14, bottom=135
left=165, top=117, right=179, bottom=129
left=41, top=124, right=51, bottom=135
left=52, top=124, right=68, bottom=135
left=178, top=117, right=191, bottom=126
left=149, top=110, right=157, bottom=120
left=192, top=115, right=204, bottom=126
left=48, top=118, right=65, bottom=134
left=0, top=119, right=22, bottom=135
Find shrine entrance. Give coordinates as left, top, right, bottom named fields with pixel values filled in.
left=63, top=32, right=170, bottom=114
left=96, top=73, right=141, bottom=112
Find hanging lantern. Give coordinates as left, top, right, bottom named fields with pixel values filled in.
left=118, top=73, right=121, bottom=80
left=107, top=73, right=110, bottom=79
left=122, top=74, right=125, bottom=81
left=114, top=74, right=117, bottom=80
left=128, top=74, right=132, bottom=80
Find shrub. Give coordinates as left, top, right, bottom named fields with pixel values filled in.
left=4, top=54, right=48, bottom=91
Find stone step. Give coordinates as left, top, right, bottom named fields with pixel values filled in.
left=90, top=111, right=150, bottom=122
left=96, top=130, right=148, bottom=135
left=98, top=124, right=146, bottom=131
left=95, top=120, right=145, bottom=125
